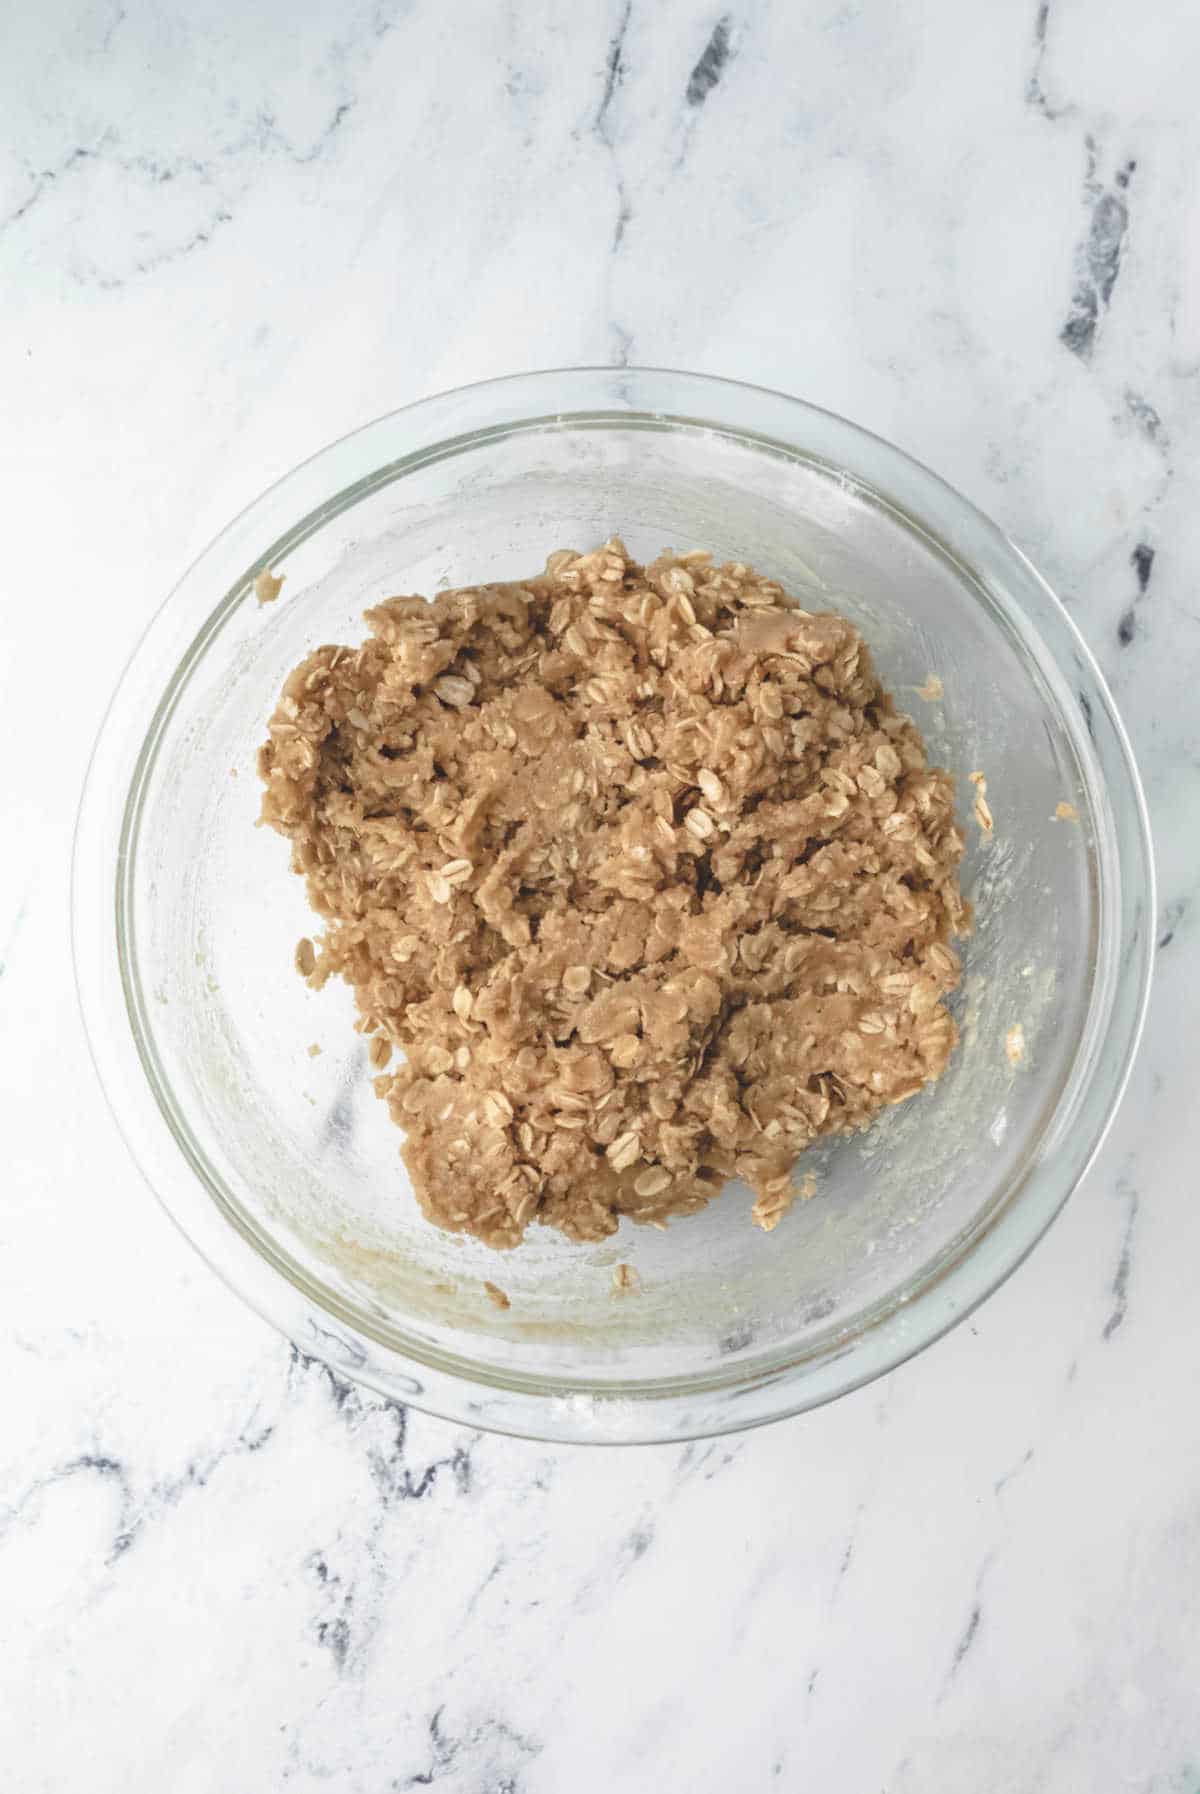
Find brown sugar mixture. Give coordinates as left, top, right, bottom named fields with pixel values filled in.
left=259, top=541, right=968, bottom=1248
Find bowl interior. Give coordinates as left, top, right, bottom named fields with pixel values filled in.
left=125, top=415, right=1101, bottom=1399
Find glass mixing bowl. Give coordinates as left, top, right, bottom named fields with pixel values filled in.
left=73, top=368, right=1154, bottom=1443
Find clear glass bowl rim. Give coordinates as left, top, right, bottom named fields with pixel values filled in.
left=72, top=366, right=1156, bottom=1444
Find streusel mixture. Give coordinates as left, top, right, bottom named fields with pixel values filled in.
left=259, top=541, right=968, bottom=1248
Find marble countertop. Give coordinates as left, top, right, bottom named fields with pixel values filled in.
left=4, top=1, right=1198, bottom=1787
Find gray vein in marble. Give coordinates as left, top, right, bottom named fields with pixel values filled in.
left=1131, top=544, right=1156, bottom=594
left=404, top=1706, right=540, bottom=1791
left=1077, top=689, right=1095, bottom=741
left=672, top=15, right=739, bottom=178
left=590, top=1, right=635, bottom=360
left=1060, top=140, right=1136, bottom=361
left=609, top=321, right=634, bottom=368
left=993, top=1446, right=1035, bottom=1500
left=565, top=1505, right=663, bottom=1623
left=287, top=1348, right=474, bottom=1505
left=116, top=1413, right=277, bottom=1556
left=832, top=1516, right=859, bottom=1598
left=462, top=1547, right=508, bottom=1621
left=595, top=0, right=631, bottom=139
left=1102, top=1180, right=1138, bottom=1341
left=950, top=1602, right=981, bottom=1673
left=98, top=1, right=126, bottom=53
left=1, top=144, right=99, bottom=234
left=307, top=1551, right=355, bottom=1671
left=1, top=1410, right=278, bottom=1568
left=279, top=1349, right=477, bottom=1683
left=619, top=1519, right=655, bottom=1564
left=1125, top=390, right=1166, bottom=446
left=685, top=15, right=734, bottom=108
left=3, top=91, right=359, bottom=287
left=943, top=1554, right=995, bottom=1693
left=0, top=1452, right=134, bottom=1560
left=675, top=1438, right=745, bottom=1484
left=1158, top=895, right=1188, bottom=952
left=1118, top=542, right=1156, bottom=646
left=94, top=208, right=236, bottom=293
left=805, top=1505, right=865, bottom=1703
left=1024, top=1, right=1053, bottom=113
left=1025, top=0, right=1075, bottom=123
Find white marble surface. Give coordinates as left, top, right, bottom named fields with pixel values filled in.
left=3, top=1, right=1198, bottom=1787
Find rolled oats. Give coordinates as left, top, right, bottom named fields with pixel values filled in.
left=259, top=540, right=968, bottom=1248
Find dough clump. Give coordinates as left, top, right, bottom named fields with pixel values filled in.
left=259, top=541, right=967, bottom=1247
